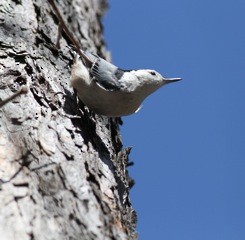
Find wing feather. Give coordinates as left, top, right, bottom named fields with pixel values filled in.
left=91, top=58, right=122, bottom=91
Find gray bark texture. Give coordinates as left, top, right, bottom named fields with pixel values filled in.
left=0, top=0, right=137, bottom=239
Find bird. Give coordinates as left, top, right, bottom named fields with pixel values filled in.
left=47, top=0, right=181, bottom=117
left=70, top=51, right=181, bottom=117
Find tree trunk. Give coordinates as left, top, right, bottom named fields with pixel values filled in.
left=0, top=0, right=137, bottom=239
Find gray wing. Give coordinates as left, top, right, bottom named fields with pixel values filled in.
left=90, top=57, right=123, bottom=91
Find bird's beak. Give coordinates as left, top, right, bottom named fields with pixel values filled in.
left=164, top=77, right=182, bottom=84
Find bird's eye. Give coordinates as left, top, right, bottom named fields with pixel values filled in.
left=150, top=71, right=156, bottom=76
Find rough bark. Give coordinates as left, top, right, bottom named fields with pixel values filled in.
left=0, top=0, right=137, bottom=239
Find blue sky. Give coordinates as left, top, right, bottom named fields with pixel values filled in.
left=103, top=1, right=245, bottom=239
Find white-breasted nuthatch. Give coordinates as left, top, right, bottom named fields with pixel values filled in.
left=71, top=50, right=181, bottom=117
left=47, top=0, right=181, bottom=117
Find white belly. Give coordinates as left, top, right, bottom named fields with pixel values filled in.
left=77, top=83, right=142, bottom=117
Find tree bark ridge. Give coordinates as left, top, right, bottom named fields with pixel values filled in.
left=0, top=0, right=137, bottom=239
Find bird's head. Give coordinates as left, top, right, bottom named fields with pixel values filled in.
left=134, top=69, right=182, bottom=88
